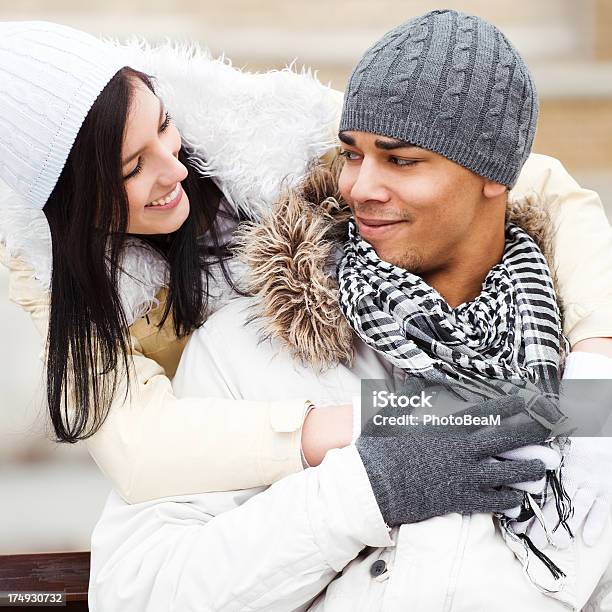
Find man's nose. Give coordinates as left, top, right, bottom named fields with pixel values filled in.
left=349, top=159, right=390, bottom=205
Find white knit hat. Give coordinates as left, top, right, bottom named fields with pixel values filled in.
left=0, top=21, right=127, bottom=209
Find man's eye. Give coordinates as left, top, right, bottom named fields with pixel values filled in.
left=391, top=157, right=416, bottom=167
left=339, top=150, right=360, bottom=161
left=124, top=159, right=143, bottom=180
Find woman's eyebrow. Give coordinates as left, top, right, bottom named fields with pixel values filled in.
left=122, top=98, right=165, bottom=167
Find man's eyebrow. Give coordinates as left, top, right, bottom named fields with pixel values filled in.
left=122, top=98, right=166, bottom=167
left=338, top=131, right=420, bottom=151
left=374, top=138, right=419, bottom=151
left=338, top=132, right=355, bottom=146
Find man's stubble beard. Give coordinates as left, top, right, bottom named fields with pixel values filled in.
left=353, top=208, right=426, bottom=274
left=379, top=246, right=426, bottom=275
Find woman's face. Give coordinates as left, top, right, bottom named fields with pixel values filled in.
left=122, top=79, right=190, bottom=234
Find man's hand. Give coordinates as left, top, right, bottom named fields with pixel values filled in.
left=356, top=393, right=551, bottom=527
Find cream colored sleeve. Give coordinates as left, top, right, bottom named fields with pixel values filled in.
left=87, top=353, right=307, bottom=503
left=0, top=244, right=308, bottom=503
left=510, top=153, right=612, bottom=346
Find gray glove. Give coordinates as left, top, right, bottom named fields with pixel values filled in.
left=356, top=394, right=550, bottom=527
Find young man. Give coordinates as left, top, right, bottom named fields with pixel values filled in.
left=89, top=10, right=612, bottom=611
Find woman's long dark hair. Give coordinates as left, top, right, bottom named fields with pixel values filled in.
left=43, top=67, right=233, bottom=442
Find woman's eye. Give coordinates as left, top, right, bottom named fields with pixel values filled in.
left=124, top=159, right=143, bottom=180
left=391, top=157, right=416, bottom=167
left=160, top=112, right=171, bottom=132
left=339, top=150, right=361, bottom=161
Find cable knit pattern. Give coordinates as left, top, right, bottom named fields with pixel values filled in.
left=474, top=33, right=515, bottom=157
left=387, top=18, right=431, bottom=108
left=348, top=28, right=405, bottom=100
left=515, top=69, right=536, bottom=159
left=433, top=14, right=476, bottom=129
left=340, top=9, right=538, bottom=188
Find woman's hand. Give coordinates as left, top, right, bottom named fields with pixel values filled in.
left=301, top=404, right=353, bottom=466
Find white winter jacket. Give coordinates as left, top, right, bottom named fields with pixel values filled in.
left=89, top=298, right=612, bottom=611
left=90, top=161, right=612, bottom=611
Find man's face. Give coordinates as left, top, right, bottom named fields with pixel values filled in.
left=338, top=131, right=496, bottom=275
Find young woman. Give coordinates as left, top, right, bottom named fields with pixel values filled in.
left=0, top=21, right=346, bottom=502
left=1, top=20, right=612, bottom=510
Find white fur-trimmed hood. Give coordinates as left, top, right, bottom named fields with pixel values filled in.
left=120, top=39, right=342, bottom=220
left=0, top=39, right=342, bottom=325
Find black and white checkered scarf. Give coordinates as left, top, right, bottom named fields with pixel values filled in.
left=338, top=219, right=564, bottom=401
left=338, top=218, right=572, bottom=592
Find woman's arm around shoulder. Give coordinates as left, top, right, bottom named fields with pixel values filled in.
left=512, top=153, right=612, bottom=346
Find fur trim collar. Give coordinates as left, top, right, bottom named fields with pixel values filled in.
left=236, top=158, right=352, bottom=370
left=0, top=40, right=340, bottom=325
left=237, top=162, right=560, bottom=370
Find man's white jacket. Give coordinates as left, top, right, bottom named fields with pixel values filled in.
left=89, top=163, right=612, bottom=611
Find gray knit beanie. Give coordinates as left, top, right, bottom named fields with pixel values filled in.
left=340, top=9, right=538, bottom=188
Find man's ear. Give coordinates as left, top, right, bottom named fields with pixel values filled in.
left=483, top=179, right=507, bottom=199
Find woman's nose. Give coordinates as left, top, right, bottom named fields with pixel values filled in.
left=158, top=146, right=188, bottom=185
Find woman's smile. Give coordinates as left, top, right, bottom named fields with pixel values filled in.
left=145, top=182, right=183, bottom=210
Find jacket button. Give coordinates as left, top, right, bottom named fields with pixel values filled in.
left=370, top=559, right=387, bottom=577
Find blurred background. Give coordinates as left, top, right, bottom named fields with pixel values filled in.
left=1, top=0, right=611, bottom=554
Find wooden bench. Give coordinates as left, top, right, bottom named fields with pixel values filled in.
left=0, top=552, right=89, bottom=611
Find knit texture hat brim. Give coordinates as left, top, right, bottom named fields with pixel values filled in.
left=341, top=108, right=519, bottom=188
